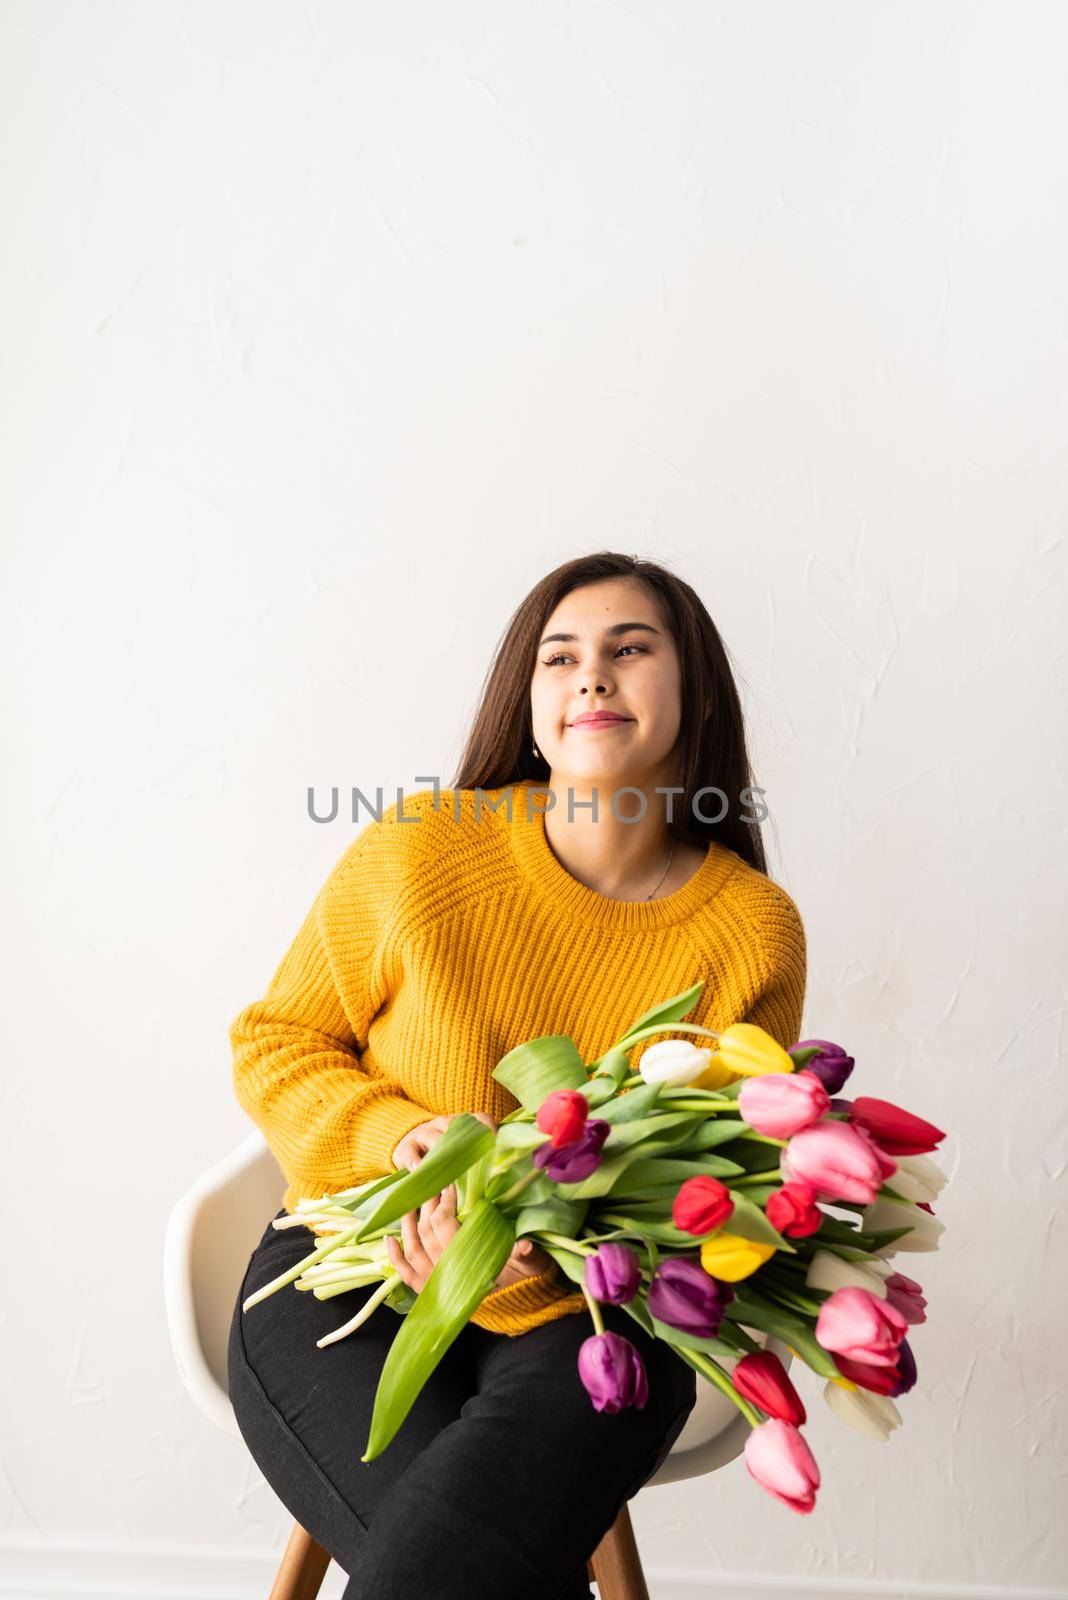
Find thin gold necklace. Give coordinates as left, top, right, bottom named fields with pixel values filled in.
left=645, top=837, right=676, bottom=899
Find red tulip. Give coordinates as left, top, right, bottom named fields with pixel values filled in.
left=733, top=1351, right=806, bottom=1426
left=848, top=1096, right=946, bottom=1156
left=832, top=1353, right=902, bottom=1395
left=884, top=1271, right=927, bottom=1325
left=672, top=1174, right=734, bottom=1235
left=766, top=1180, right=822, bottom=1238
left=535, top=1088, right=589, bottom=1148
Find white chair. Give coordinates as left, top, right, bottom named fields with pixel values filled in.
left=165, top=1131, right=793, bottom=1600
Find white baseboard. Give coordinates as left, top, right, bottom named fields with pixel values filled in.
left=0, top=1539, right=1064, bottom=1600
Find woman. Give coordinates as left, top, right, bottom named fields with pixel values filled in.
left=227, top=550, right=807, bottom=1600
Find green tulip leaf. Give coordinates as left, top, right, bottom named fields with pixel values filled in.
left=615, top=980, right=705, bottom=1048
left=353, top=1115, right=495, bottom=1242
left=492, top=1036, right=587, bottom=1109
left=361, top=1199, right=515, bottom=1461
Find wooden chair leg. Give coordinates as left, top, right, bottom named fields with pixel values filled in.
left=268, top=1520, right=332, bottom=1600
left=588, top=1502, right=649, bottom=1600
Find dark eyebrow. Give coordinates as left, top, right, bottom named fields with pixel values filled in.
left=538, top=621, right=662, bottom=648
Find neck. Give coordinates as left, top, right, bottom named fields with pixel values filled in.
left=533, top=774, right=677, bottom=900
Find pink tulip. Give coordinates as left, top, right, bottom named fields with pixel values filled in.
left=815, top=1285, right=908, bottom=1367
left=850, top=1122, right=900, bottom=1182
left=883, top=1270, right=927, bottom=1325
left=743, top=1418, right=820, bottom=1514
left=738, top=1072, right=829, bottom=1138
left=780, top=1119, right=888, bottom=1204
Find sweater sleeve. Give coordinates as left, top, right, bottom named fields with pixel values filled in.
left=469, top=1263, right=586, bottom=1335
left=229, top=878, right=432, bottom=1203
left=743, top=885, right=808, bottom=1051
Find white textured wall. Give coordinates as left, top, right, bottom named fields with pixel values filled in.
left=3, top=2, right=1066, bottom=1596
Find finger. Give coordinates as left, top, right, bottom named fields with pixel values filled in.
left=409, top=1203, right=438, bottom=1273
left=402, top=1206, right=427, bottom=1263
left=386, top=1233, right=413, bottom=1288
left=430, top=1184, right=459, bottom=1246
left=417, top=1191, right=443, bottom=1253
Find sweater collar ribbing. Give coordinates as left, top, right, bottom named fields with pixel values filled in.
left=504, top=781, right=739, bottom=931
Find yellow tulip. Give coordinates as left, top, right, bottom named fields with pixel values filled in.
left=714, top=1022, right=795, bottom=1078
left=699, top=1231, right=777, bottom=1281
left=690, top=1055, right=738, bottom=1091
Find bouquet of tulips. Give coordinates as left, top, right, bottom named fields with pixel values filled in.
left=241, top=981, right=947, bottom=1514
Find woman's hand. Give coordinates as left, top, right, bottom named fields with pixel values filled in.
left=493, top=1235, right=554, bottom=1289
left=392, top=1111, right=498, bottom=1172
left=385, top=1183, right=461, bottom=1293
left=388, top=1110, right=554, bottom=1293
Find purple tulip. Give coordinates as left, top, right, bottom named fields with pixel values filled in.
left=585, top=1243, right=640, bottom=1305
left=533, top=1118, right=610, bottom=1182
left=647, top=1257, right=734, bottom=1338
left=577, top=1331, right=649, bottom=1413
left=887, top=1336, right=917, bottom=1397
left=793, top=1039, right=855, bottom=1096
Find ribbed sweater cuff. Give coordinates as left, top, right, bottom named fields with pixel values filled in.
left=468, top=1265, right=587, bottom=1336
left=357, top=1093, right=435, bottom=1173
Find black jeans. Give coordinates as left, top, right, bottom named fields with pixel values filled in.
left=228, top=1206, right=697, bottom=1600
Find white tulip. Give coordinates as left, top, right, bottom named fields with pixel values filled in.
left=822, top=1381, right=902, bottom=1440
left=805, top=1248, right=888, bottom=1299
left=638, top=1039, right=713, bottom=1087
left=885, top=1152, right=947, bottom=1205
left=861, top=1198, right=944, bottom=1255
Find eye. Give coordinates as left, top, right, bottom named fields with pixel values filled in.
left=541, top=643, right=650, bottom=667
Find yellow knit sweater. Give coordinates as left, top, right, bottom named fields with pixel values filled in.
left=230, top=781, right=807, bottom=1336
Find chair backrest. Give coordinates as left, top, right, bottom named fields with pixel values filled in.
left=164, top=1129, right=284, bottom=1443
left=164, top=1132, right=793, bottom=1480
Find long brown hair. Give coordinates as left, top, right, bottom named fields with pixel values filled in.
left=451, top=551, right=769, bottom=874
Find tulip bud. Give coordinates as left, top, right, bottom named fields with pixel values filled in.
left=699, top=1231, right=777, bottom=1282
left=861, top=1198, right=945, bottom=1255
left=791, top=1039, right=854, bottom=1095
left=815, top=1285, right=908, bottom=1368
left=577, top=1331, right=649, bottom=1413
left=532, top=1119, right=610, bottom=1183
left=732, top=1351, right=806, bottom=1425
left=715, top=1022, right=796, bottom=1079
left=830, top=1353, right=902, bottom=1395
left=585, top=1242, right=641, bottom=1305
left=637, top=1038, right=713, bottom=1087
left=738, top=1072, right=829, bottom=1138
left=849, top=1096, right=946, bottom=1156
left=804, top=1247, right=890, bottom=1299
left=672, top=1174, right=734, bottom=1235
left=647, top=1257, right=733, bottom=1336
left=780, top=1120, right=887, bottom=1205
left=822, top=1380, right=902, bottom=1440
left=766, top=1181, right=822, bottom=1238
left=535, top=1088, right=589, bottom=1148
left=883, top=1271, right=927, bottom=1325
left=881, top=1151, right=947, bottom=1205
left=743, top=1418, right=820, bottom=1514
left=887, top=1335, right=917, bottom=1396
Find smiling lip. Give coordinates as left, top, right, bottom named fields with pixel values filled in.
left=569, top=712, right=633, bottom=726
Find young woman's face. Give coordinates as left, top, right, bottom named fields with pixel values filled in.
left=529, top=577, right=685, bottom=796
